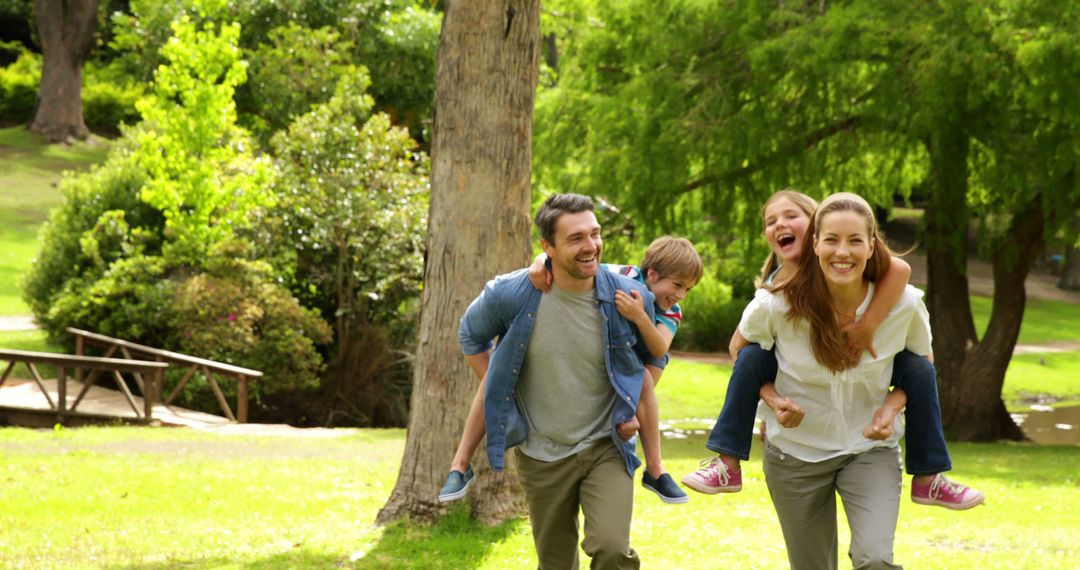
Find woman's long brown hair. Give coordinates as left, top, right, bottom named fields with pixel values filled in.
left=776, top=193, right=894, bottom=372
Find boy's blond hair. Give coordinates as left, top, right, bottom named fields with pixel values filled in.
left=639, top=236, right=704, bottom=285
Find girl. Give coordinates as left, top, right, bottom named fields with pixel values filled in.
left=682, top=190, right=983, bottom=511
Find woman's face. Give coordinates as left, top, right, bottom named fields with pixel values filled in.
left=813, top=210, right=873, bottom=288
left=763, top=197, right=812, bottom=266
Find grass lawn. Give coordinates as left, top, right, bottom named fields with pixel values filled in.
left=0, top=127, right=110, bottom=316
left=970, top=295, right=1080, bottom=346
left=1, top=357, right=1077, bottom=569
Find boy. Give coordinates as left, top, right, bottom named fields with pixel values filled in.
left=440, top=236, right=703, bottom=504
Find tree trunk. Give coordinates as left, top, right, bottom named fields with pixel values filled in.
left=377, top=0, right=540, bottom=526
left=28, top=0, right=100, bottom=143
left=923, top=125, right=1027, bottom=442
left=941, top=201, right=1043, bottom=442
left=1059, top=213, right=1080, bottom=290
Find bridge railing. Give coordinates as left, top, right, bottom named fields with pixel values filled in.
left=66, top=327, right=263, bottom=423
left=0, top=349, right=168, bottom=420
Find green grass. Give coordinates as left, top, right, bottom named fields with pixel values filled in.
left=970, top=295, right=1080, bottom=345
left=1003, top=351, right=1080, bottom=404
left=0, top=126, right=110, bottom=316
left=0, top=358, right=1076, bottom=568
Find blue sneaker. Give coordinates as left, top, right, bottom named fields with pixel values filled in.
left=438, top=465, right=475, bottom=503
left=641, top=471, right=689, bottom=504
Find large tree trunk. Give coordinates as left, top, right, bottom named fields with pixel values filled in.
left=924, top=126, right=1027, bottom=441
left=28, top=0, right=100, bottom=143
left=377, top=1, right=540, bottom=526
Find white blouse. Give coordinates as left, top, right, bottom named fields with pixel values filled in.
left=741, top=283, right=933, bottom=462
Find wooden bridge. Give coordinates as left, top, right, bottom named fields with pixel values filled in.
left=0, top=328, right=262, bottom=428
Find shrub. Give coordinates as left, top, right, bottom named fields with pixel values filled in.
left=0, top=47, right=38, bottom=123
left=25, top=12, right=330, bottom=421
left=262, top=69, right=429, bottom=426
left=672, top=271, right=742, bottom=353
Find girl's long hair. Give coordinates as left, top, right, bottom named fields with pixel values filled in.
left=777, top=193, right=894, bottom=372
left=756, top=190, right=819, bottom=288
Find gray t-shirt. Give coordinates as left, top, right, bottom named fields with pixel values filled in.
left=516, top=284, right=616, bottom=462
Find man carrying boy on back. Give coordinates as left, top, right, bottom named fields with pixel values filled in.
left=458, top=193, right=663, bottom=569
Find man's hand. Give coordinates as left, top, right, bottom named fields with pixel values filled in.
left=528, top=254, right=553, bottom=293
left=773, top=398, right=805, bottom=429
left=841, top=319, right=878, bottom=359
left=614, top=290, right=650, bottom=327
left=616, top=416, right=640, bottom=442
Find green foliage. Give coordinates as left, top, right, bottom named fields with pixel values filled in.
left=23, top=13, right=330, bottom=416
left=168, top=244, right=331, bottom=400
left=22, top=132, right=161, bottom=327
left=269, top=70, right=428, bottom=327
left=0, top=46, right=143, bottom=132
left=0, top=47, right=39, bottom=122
left=108, top=0, right=440, bottom=146
left=672, top=273, right=737, bottom=352
left=264, top=69, right=428, bottom=426
left=238, top=23, right=354, bottom=142
left=133, top=16, right=273, bottom=265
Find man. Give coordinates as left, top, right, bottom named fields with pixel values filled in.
left=459, top=193, right=663, bottom=569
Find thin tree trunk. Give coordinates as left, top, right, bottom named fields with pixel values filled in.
left=377, top=0, right=540, bottom=526
left=1059, top=213, right=1080, bottom=290
left=28, top=0, right=100, bottom=143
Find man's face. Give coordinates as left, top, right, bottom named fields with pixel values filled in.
left=542, top=210, right=602, bottom=284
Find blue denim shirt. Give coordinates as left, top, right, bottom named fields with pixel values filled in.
left=459, top=267, right=666, bottom=476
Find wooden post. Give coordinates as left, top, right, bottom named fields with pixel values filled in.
left=237, top=376, right=248, bottom=424
left=57, top=366, right=67, bottom=416
left=74, top=334, right=84, bottom=385
left=143, top=369, right=154, bottom=421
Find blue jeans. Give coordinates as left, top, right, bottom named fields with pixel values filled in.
left=705, top=344, right=952, bottom=475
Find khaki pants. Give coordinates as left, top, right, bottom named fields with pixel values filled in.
left=515, top=440, right=639, bottom=569
left=763, top=443, right=903, bottom=570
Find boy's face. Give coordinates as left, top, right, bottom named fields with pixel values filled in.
left=645, top=270, right=695, bottom=311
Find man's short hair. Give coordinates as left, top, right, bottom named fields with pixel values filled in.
left=640, top=236, right=704, bottom=285
left=534, top=193, right=596, bottom=245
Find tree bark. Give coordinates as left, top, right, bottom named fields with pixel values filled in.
left=1059, top=213, right=1080, bottom=290
left=28, top=0, right=100, bottom=143
left=377, top=0, right=540, bottom=526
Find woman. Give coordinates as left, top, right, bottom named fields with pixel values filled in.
left=741, top=192, right=926, bottom=569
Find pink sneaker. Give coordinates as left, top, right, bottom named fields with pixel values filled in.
left=681, top=457, right=742, bottom=494
left=911, top=473, right=985, bottom=510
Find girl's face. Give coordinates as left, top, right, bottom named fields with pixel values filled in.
left=813, top=210, right=873, bottom=288
left=763, top=197, right=812, bottom=265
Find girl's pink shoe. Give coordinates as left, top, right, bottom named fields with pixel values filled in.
left=681, top=456, right=742, bottom=494
left=911, top=473, right=985, bottom=510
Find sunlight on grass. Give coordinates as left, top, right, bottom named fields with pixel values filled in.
left=0, top=424, right=1075, bottom=569
left=970, top=295, right=1080, bottom=345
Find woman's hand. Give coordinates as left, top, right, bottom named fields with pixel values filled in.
left=760, top=383, right=805, bottom=428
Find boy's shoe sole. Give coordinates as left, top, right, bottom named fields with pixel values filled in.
left=642, top=480, right=690, bottom=504
left=680, top=476, right=742, bottom=495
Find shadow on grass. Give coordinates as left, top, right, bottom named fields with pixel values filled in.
left=105, top=506, right=527, bottom=570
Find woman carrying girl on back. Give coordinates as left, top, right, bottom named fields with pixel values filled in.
left=683, top=190, right=983, bottom=512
